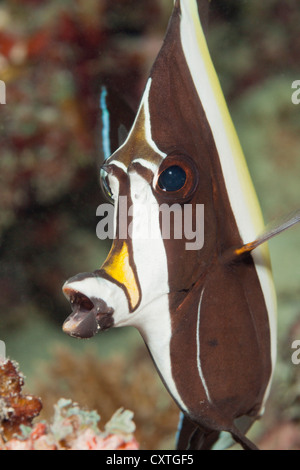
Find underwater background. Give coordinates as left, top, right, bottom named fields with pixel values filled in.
left=0, top=0, right=300, bottom=449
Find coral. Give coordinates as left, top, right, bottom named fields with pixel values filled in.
left=0, top=400, right=138, bottom=451
left=0, top=358, right=42, bottom=441
left=0, top=358, right=138, bottom=450
left=34, top=346, right=179, bottom=450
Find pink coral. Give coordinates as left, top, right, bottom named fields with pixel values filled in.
left=0, top=398, right=139, bottom=450
left=69, top=429, right=139, bottom=451
left=1, top=423, right=139, bottom=450
left=0, top=359, right=139, bottom=450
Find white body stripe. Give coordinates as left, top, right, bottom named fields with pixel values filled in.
left=196, top=288, right=212, bottom=404
left=131, top=157, right=159, bottom=174
left=142, top=79, right=166, bottom=158
left=109, top=160, right=128, bottom=173
left=110, top=78, right=166, bottom=161
left=128, top=171, right=187, bottom=411
left=102, top=79, right=184, bottom=408
left=179, top=0, right=277, bottom=406
left=110, top=175, right=120, bottom=239
left=136, top=294, right=188, bottom=412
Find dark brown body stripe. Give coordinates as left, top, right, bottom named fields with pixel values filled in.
left=147, top=4, right=272, bottom=429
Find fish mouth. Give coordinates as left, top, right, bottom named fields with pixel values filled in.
left=62, top=287, right=114, bottom=339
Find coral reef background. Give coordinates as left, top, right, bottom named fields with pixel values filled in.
left=0, top=358, right=139, bottom=450
left=0, top=0, right=300, bottom=450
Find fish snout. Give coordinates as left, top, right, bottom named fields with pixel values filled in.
left=62, top=278, right=114, bottom=338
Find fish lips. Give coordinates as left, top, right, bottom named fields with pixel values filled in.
left=62, top=289, right=114, bottom=339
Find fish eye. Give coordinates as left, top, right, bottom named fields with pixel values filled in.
left=100, top=168, right=114, bottom=203
left=154, top=155, right=198, bottom=202
left=158, top=165, right=187, bottom=192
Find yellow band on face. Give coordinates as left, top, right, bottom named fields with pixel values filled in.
left=102, top=241, right=140, bottom=311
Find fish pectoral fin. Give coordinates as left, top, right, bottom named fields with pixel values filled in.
left=224, top=209, right=300, bottom=261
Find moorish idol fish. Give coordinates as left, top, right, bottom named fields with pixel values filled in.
left=62, top=0, right=300, bottom=450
